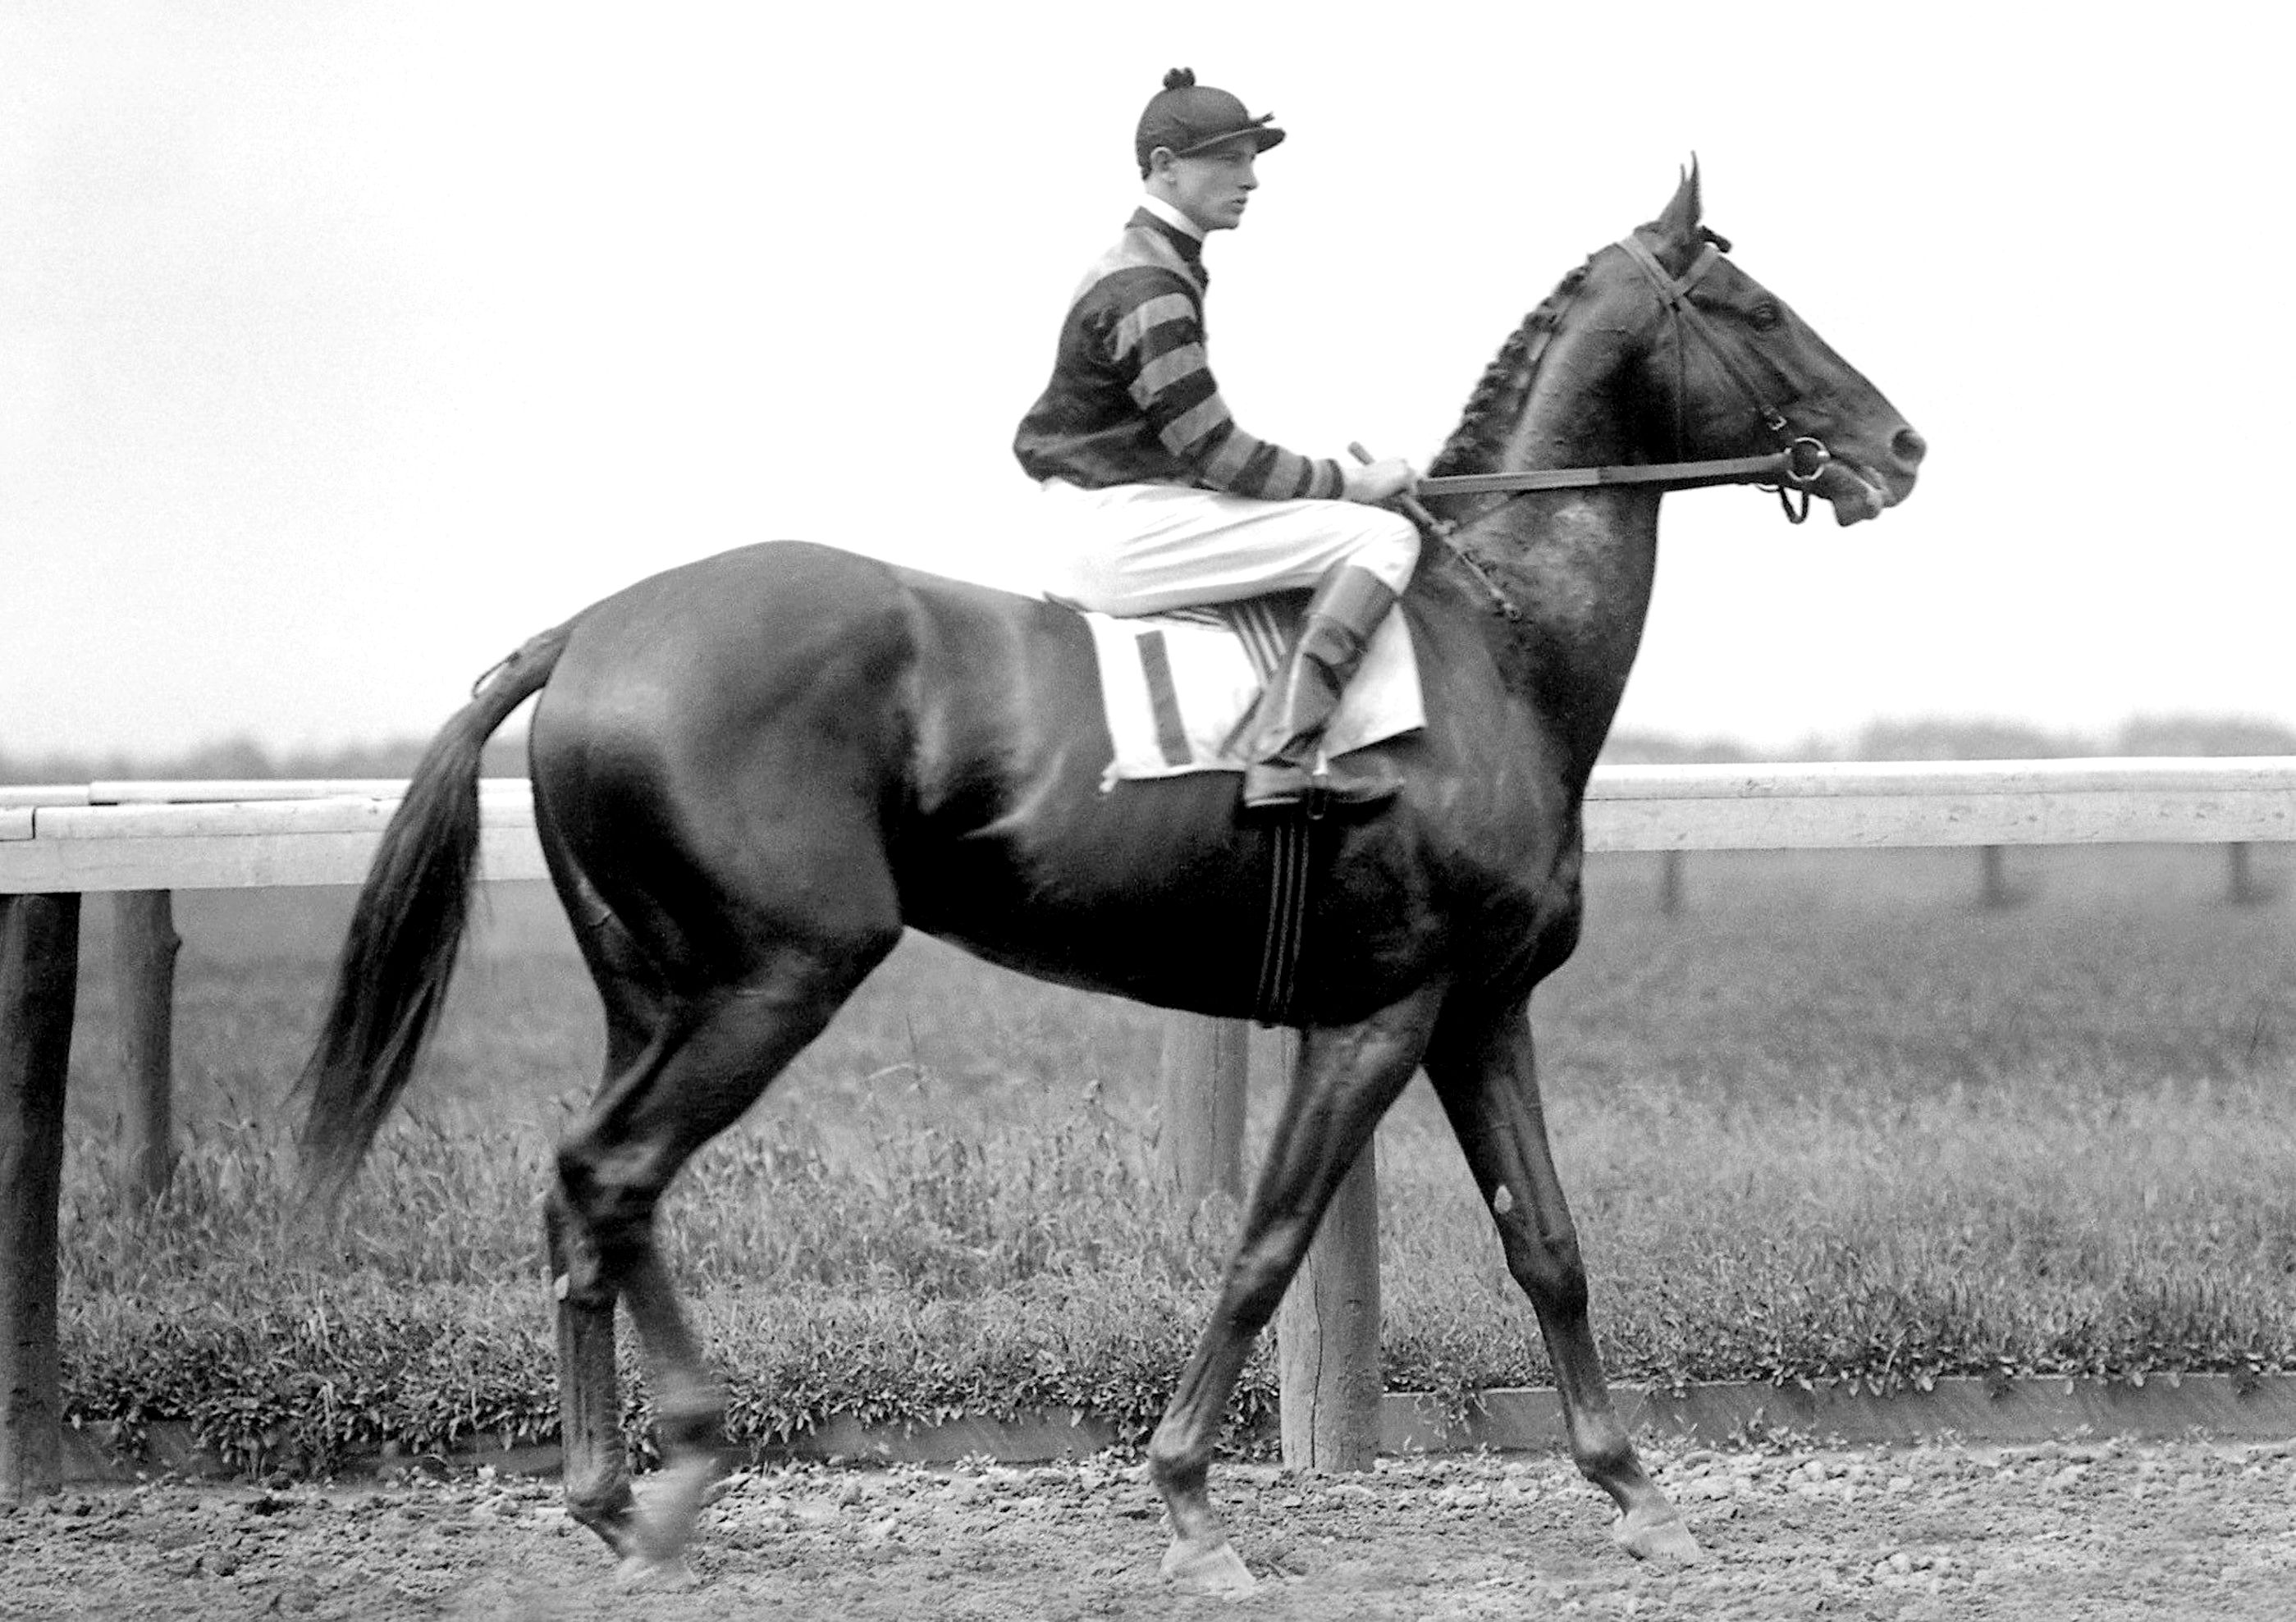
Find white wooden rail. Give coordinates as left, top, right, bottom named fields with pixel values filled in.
left=0, top=780, right=543, bottom=892
left=5, top=761, right=2290, bottom=895
left=2, top=760, right=2291, bottom=1494
left=1584, top=758, right=2295, bottom=848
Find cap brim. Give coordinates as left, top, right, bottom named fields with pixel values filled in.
left=1173, top=124, right=1286, bottom=158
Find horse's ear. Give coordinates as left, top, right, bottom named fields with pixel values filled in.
left=1653, top=157, right=1703, bottom=249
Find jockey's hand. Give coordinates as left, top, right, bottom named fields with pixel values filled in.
left=1342, top=456, right=1420, bottom=506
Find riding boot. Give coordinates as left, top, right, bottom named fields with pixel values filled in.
left=1237, top=564, right=1402, bottom=810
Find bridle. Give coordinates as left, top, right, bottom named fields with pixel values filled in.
left=1405, top=233, right=1833, bottom=619
left=1613, top=233, right=1829, bottom=525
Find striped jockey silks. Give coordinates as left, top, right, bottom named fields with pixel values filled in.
left=1013, top=209, right=1345, bottom=501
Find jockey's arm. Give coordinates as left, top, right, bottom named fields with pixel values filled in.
left=1118, top=290, right=1414, bottom=504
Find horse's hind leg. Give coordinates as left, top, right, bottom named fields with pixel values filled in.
left=546, top=1180, right=633, bottom=1550
left=554, top=922, right=899, bottom=1582
left=1422, top=1001, right=1699, bottom=1564
left=1146, top=988, right=1443, bottom=1594
left=540, top=863, right=671, bottom=1554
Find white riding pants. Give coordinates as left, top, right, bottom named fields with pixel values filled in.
left=1037, top=479, right=1420, bottom=617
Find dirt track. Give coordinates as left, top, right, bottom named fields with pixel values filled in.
left=4, top=1437, right=2293, bottom=1620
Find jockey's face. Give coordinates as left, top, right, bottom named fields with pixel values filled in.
left=1148, top=139, right=1260, bottom=234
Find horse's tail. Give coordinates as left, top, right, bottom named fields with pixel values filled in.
left=297, top=619, right=578, bottom=1203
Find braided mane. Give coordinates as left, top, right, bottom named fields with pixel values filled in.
left=1427, top=262, right=1591, bottom=477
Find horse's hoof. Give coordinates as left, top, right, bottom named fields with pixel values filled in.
left=1160, top=1537, right=1257, bottom=1596
left=567, top=1488, right=638, bottom=1558
left=1615, top=1505, right=1703, bottom=1565
left=615, top=1553, right=700, bottom=1591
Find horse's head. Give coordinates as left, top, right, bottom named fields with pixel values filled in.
left=1615, top=165, right=1924, bottom=526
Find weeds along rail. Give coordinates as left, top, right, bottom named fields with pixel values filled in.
left=2, top=761, right=2291, bottom=1493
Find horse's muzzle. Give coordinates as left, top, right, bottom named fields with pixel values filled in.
left=1822, top=422, right=1924, bottom=526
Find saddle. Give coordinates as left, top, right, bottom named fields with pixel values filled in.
left=1076, top=592, right=1425, bottom=793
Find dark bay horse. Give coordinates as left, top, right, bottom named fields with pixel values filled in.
left=300, top=169, right=1923, bottom=1592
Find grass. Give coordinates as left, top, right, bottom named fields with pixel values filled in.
left=48, top=843, right=2296, bottom=1464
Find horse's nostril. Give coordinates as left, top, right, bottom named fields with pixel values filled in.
left=1891, top=427, right=1928, bottom=468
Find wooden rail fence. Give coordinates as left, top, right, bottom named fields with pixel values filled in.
left=2, top=761, right=2290, bottom=1494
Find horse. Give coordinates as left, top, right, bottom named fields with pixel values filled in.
left=298, top=167, right=1923, bottom=1592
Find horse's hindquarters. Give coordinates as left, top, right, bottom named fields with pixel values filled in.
left=529, top=542, right=926, bottom=988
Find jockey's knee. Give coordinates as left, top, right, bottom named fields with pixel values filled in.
left=1344, top=509, right=1420, bottom=596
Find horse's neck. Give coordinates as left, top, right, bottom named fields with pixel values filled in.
left=1449, top=315, right=1663, bottom=784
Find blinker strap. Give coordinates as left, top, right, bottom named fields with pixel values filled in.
left=1617, top=235, right=1720, bottom=303
left=1617, top=234, right=1690, bottom=305
left=1676, top=241, right=1724, bottom=293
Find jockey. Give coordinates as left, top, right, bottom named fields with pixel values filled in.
left=1015, top=68, right=1422, bottom=810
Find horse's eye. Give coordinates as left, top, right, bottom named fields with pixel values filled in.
left=1749, top=303, right=1783, bottom=331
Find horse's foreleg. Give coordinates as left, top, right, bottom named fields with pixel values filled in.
left=1424, top=1003, right=1699, bottom=1564
left=1147, top=989, right=1443, bottom=1595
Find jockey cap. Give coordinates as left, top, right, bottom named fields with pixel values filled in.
left=1135, top=68, right=1285, bottom=176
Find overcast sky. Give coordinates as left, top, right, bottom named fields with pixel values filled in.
left=6, top=2, right=2290, bottom=758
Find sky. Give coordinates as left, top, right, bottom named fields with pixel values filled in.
left=5, top=1, right=2292, bottom=759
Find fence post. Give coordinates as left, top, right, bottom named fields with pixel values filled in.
left=112, top=890, right=178, bottom=1202
left=1274, top=1030, right=1382, bottom=1472
left=2226, top=843, right=2272, bottom=907
left=1278, top=1132, right=1382, bottom=1470
left=1158, top=1014, right=1247, bottom=1204
left=1978, top=845, right=2015, bottom=908
left=0, top=893, right=80, bottom=1501
left=1658, top=850, right=1685, bottom=916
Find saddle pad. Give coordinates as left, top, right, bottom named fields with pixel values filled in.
left=1082, top=598, right=1425, bottom=788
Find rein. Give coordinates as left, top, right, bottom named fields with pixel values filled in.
left=1416, top=442, right=1827, bottom=499
left=1401, top=235, right=1834, bottom=619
